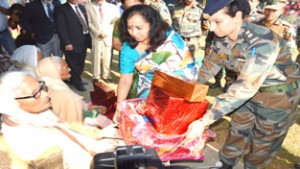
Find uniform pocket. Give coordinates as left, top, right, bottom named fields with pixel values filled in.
left=251, top=92, right=292, bottom=110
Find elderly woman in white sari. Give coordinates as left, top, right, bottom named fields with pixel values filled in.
left=35, top=57, right=112, bottom=128
left=8, top=45, right=43, bottom=76
left=0, top=71, right=124, bottom=169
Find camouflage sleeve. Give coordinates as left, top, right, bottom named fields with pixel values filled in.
left=157, top=2, right=172, bottom=25
left=198, top=50, right=223, bottom=83
left=283, top=25, right=295, bottom=42
left=202, top=40, right=281, bottom=125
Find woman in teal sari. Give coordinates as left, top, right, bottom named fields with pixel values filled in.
left=117, top=4, right=198, bottom=102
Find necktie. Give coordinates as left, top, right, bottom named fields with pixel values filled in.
left=47, top=4, right=54, bottom=22
left=75, top=6, right=89, bottom=33
left=99, top=4, right=103, bottom=21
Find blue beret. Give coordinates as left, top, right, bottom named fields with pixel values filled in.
left=202, top=0, right=234, bottom=19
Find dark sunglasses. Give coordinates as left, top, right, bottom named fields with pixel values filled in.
left=15, top=81, right=47, bottom=100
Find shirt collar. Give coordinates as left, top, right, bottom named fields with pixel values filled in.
left=68, top=2, right=78, bottom=8
left=41, top=0, right=52, bottom=6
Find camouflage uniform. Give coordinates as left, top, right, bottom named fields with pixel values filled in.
left=199, top=22, right=300, bottom=168
left=255, top=18, right=295, bottom=49
left=172, top=2, right=202, bottom=57
left=148, top=0, right=172, bottom=26
left=246, top=10, right=264, bottom=22
left=205, top=31, right=237, bottom=91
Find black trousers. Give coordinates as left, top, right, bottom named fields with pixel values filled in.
left=64, top=49, right=87, bottom=86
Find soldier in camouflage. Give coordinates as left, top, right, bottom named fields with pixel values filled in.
left=255, top=0, right=295, bottom=49
left=244, top=0, right=264, bottom=22
left=171, top=0, right=202, bottom=57
left=184, top=0, right=300, bottom=168
left=144, top=0, right=172, bottom=26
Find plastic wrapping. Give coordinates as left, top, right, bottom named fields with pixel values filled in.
left=147, top=87, right=209, bottom=135
left=119, top=98, right=215, bottom=162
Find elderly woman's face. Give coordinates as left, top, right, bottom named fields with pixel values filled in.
left=127, top=14, right=151, bottom=45
left=60, top=60, right=71, bottom=80
left=16, top=76, right=51, bottom=114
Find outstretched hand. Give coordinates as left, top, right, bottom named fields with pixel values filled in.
left=182, top=120, right=207, bottom=146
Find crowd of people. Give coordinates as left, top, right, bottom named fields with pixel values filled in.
left=0, top=0, right=300, bottom=168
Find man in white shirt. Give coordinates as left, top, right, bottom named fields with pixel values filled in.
left=85, top=0, right=120, bottom=83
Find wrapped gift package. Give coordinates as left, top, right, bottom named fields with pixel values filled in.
left=147, top=87, right=209, bottom=135
left=150, top=70, right=209, bottom=102
left=92, top=81, right=116, bottom=99
left=118, top=98, right=215, bottom=162
left=90, top=82, right=117, bottom=115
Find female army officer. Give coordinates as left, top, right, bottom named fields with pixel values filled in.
left=185, top=0, right=300, bottom=168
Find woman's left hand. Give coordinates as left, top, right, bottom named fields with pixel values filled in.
left=113, top=102, right=122, bottom=124
left=183, top=120, right=207, bottom=146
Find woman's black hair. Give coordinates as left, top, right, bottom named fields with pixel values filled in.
left=119, top=4, right=169, bottom=52
left=9, top=3, right=24, bottom=14
left=225, top=0, right=251, bottom=19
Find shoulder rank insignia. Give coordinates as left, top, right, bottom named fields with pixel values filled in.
left=243, top=28, right=259, bottom=45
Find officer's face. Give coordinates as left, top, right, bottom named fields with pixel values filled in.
left=127, top=14, right=151, bottom=45
left=208, top=8, right=242, bottom=39
left=264, top=8, right=282, bottom=22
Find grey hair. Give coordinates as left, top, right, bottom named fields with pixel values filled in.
left=0, top=71, right=32, bottom=98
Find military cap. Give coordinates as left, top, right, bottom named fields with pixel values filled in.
left=264, top=0, right=285, bottom=10
left=202, top=0, right=234, bottom=19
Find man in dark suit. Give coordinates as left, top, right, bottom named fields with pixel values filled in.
left=20, top=0, right=62, bottom=57
left=55, top=0, right=92, bottom=91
